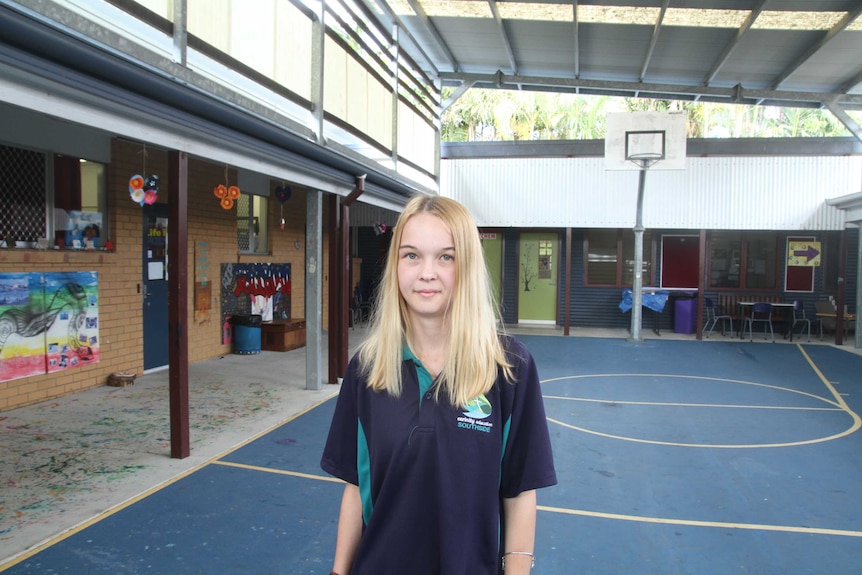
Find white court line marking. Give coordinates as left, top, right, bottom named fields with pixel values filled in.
left=535, top=344, right=862, bottom=538
left=536, top=505, right=862, bottom=539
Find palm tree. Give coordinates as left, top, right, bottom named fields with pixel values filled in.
left=440, top=89, right=850, bottom=141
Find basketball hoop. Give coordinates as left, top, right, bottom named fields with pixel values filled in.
left=604, top=115, right=684, bottom=342
left=627, top=152, right=664, bottom=169
left=625, top=129, right=666, bottom=170
left=604, top=114, right=684, bottom=171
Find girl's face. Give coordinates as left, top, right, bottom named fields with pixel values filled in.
left=397, top=213, right=457, bottom=324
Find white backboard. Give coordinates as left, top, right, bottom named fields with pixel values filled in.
left=605, top=111, right=687, bottom=171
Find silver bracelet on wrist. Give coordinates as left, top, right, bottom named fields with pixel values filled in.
left=501, top=551, right=535, bottom=570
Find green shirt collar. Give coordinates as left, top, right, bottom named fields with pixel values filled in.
left=403, top=343, right=434, bottom=401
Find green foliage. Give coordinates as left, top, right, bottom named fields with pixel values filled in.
left=440, top=89, right=851, bottom=142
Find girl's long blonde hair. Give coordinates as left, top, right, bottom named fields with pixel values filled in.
left=357, top=195, right=513, bottom=407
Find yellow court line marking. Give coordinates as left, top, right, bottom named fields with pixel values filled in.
left=212, top=459, right=343, bottom=483
left=0, top=392, right=340, bottom=571
left=797, top=343, right=862, bottom=433
left=209, top=464, right=862, bottom=539
left=797, top=344, right=855, bottom=412
left=536, top=505, right=862, bottom=539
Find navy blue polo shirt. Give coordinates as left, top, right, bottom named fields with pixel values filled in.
left=320, top=335, right=557, bottom=575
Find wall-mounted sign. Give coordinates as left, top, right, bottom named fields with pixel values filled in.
left=787, top=241, right=821, bottom=266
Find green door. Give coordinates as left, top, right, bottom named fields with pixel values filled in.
left=480, top=233, right=503, bottom=310
left=518, top=233, right=558, bottom=324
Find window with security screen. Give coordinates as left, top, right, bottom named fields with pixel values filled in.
left=0, top=145, right=46, bottom=246
left=0, top=144, right=107, bottom=249
left=237, top=193, right=269, bottom=254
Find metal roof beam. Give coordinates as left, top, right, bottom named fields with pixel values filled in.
left=363, top=0, right=444, bottom=76
left=639, top=0, right=669, bottom=83
left=487, top=0, right=518, bottom=76
left=441, top=80, right=475, bottom=113
left=401, top=0, right=460, bottom=72
left=824, top=101, right=862, bottom=144
left=703, top=0, right=769, bottom=86
left=440, top=71, right=862, bottom=109
left=770, top=2, right=862, bottom=90
left=839, top=67, right=862, bottom=94
left=572, top=1, right=580, bottom=79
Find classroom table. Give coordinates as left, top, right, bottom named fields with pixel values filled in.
left=815, top=312, right=857, bottom=343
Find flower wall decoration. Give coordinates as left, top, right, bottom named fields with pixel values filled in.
left=129, top=173, right=159, bottom=205
left=214, top=165, right=241, bottom=210
left=214, top=183, right=241, bottom=210
left=129, top=145, right=159, bottom=205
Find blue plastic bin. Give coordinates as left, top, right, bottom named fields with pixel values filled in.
left=232, top=315, right=262, bottom=354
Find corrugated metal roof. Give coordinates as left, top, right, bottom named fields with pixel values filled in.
left=441, top=155, right=861, bottom=230
left=382, top=0, right=862, bottom=116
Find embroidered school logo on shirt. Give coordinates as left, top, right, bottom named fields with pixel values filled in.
left=457, top=394, right=494, bottom=433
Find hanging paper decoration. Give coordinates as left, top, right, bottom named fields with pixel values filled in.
left=275, top=186, right=291, bottom=203
left=275, top=184, right=291, bottom=229
left=214, top=165, right=241, bottom=210
left=214, top=183, right=241, bottom=210
left=373, top=222, right=388, bottom=236
left=143, top=174, right=159, bottom=205
left=129, top=145, right=159, bottom=206
left=129, top=174, right=159, bottom=206
left=129, top=174, right=145, bottom=204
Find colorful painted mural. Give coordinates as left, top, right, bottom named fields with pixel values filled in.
left=0, top=272, right=100, bottom=383
left=220, top=263, right=291, bottom=343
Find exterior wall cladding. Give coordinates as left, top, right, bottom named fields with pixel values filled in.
left=493, top=227, right=859, bottom=333
left=440, top=153, right=861, bottom=331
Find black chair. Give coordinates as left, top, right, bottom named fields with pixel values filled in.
left=789, top=300, right=810, bottom=342
left=704, top=297, right=733, bottom=338
left=350, top=286, right=373, bottom=329
left=744, top=302, right=774, bottom=342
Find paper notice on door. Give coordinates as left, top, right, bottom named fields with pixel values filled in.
left=148, top=261, right=164, bottom=280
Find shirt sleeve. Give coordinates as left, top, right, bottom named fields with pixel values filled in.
left=320, top=355, right=361, bottom=486
left=499, top=337, right=558, bottom=498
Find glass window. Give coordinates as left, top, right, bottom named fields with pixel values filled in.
left=622, top=230, right=652, bottom=286
left=538, top=239, right=553, bottom=279
left=709, top=232, right=741, bottom=288
left=709, top=231, right=777, bottom=290
left=587, top=229, right=653, bottom=286
left=237, top=193, right=269, bottom=254
left=745, top=232, right=777, bottom=289
left=587, top=229, right=618, bottom=285
left=0, top=145, right=107, bottom=249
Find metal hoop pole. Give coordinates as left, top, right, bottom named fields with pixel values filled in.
left=630, top=158, right=649, bottom=342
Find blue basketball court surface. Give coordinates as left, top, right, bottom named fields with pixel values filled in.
left=2, top=335, right=861, bottom=574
